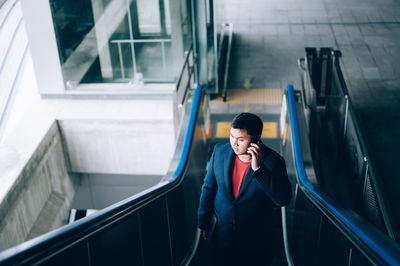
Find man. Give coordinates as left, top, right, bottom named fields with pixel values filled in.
left=197, top=112, right=292, bottom=265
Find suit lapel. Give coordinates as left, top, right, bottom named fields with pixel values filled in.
left=224, top=146, right=235, bottom=202
left=235, top=166, right=254, bottom=201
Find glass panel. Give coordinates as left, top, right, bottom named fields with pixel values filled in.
left=179, top=0, right=192, bottom=52
left=135, top=41, right=173, bottom=81
left=49, top=0, right=192, bottom=87
left=50, top=0, right=95, bottom=65
left=0, top=0, right=7, bottom=9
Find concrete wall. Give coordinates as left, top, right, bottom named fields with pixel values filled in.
left=0, top=116, right=176, bottom=251
left=58, top=119, right=175, bottom=175
left=0, top=116, right=175, bottom=251
left=0, top=122, right=76, bottom=251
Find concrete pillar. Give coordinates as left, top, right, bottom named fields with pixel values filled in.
left=169, top=0, right=184, bottom=79
left=20, top=0, right=65, bottom=94
left=91, top=0, right=113, bottom=81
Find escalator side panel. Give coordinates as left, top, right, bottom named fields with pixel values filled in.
left=167, top=186, right=189, bottom=265
left=89, top=214, right=143, bottom=266
left=288, top=160, right=373, bottom=266
left=140, top=197, right=172, bottom=265
left=317, top=216, right=351, bottom=266
left=290, top=189, right=321, bottom=266
left=350, top=247, right=371, bottom=266
left=41, top=241, right=89, bottom=266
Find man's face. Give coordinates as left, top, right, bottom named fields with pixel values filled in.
left=230, top=128, right=251, bottom=155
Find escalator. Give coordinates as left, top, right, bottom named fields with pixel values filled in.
left=285, top=48, right=400, bottom=265
left=1, top=49, right=400, bottom=265
left=302, top=48, right=398, bottom=237
left=0, top=85, right=209, bottom=266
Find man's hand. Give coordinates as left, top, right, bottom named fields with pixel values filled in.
left=247, top=143, right=262, bottom=171
left=199, top=228, right=207, bottom=240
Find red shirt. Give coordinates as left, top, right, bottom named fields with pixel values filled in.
left=232, top=156, right=251, bottom=198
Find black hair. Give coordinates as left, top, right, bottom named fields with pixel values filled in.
left=231, top=112, right=263, bottom=142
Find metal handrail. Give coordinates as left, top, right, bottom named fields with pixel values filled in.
left=109, top=38, right=172, bottom=80
left=0, top=85, right=203, bottom=265
left=287, top=84, right=400, bottom=265
left=176, top=47, right=194, bottom=105
left=110, top=39, right=171, bottom=44
left=332, top=51, right=398, bottom=241
left=215, top=23, right=233, bottom=102
left=176, top=46, right=194, bottom=90
left=221, top=23, right=233, bottom=102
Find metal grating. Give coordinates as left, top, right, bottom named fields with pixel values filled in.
left=363, top=174, right=385, bottom=232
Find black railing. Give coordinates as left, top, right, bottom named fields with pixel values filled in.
left=217, top=23, right=233, bottom=102
left=176, top=46, right=195, bottom=106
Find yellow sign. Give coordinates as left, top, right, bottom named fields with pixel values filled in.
left=216, top=122, right=277, bottom=139
left=262, top=122, right=277, bottom=138
left=216, top=122, right=231, bottom=138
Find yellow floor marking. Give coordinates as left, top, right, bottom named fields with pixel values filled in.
left=212, top=88, right=282, bottom=104
left=262, top=122, right=277, bottom=138
left=216, top=122, right=278, bottom=138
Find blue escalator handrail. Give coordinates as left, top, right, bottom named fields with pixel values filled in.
left=0, top=85, right=204, bottom=264
left=172, top=84, right=203, bottom=180
left=287, top=84, right=400, bottom=265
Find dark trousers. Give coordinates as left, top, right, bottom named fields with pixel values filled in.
left=211, top=246, right=273, bottom=266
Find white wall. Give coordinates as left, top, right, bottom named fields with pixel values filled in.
left=0, top=0, right=30, bottom=139
left=59, top=119, right=175, bottom=175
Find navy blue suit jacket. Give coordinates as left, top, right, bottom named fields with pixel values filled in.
left=197, top=142, right=292, bottom=249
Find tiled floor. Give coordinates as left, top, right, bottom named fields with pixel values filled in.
left=215, top=0, right=400, bottom=231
